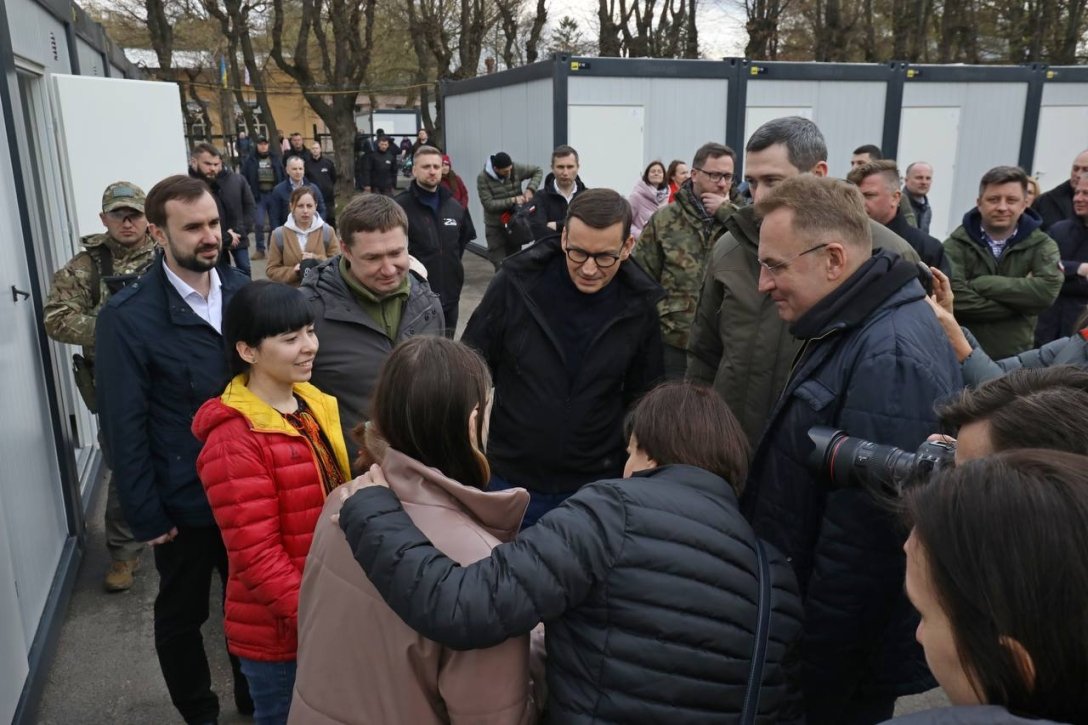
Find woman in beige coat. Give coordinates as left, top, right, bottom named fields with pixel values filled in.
left=289, top=337, right=540, bottom=725
left=266, top=186, right=339, bottom=287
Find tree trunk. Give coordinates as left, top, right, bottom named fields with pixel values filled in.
left=526, top=0, right=549, bottom=63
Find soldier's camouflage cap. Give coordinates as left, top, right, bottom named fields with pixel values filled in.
left=101, top=181, right=146, bottom=213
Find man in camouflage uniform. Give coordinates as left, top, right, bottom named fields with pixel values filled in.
left=44, top=181, right=157, bottom=591
left=634, top=142, right=738, bottom=378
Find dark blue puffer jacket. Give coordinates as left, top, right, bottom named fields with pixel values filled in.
left=340, top=464, right=805, bottom=724
left=743, top=251, right=963, bottom=715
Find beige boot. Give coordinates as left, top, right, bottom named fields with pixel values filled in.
left=104, top=558, right=139, bottom=592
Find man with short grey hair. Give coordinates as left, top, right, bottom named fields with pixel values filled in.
left=1034, top=148, right=1088, bottom=229
left=744, top=174, right=961, bottom=723
left=688, top=116, right=919, bottom=446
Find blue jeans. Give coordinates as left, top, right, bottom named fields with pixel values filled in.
left=237, top=657, right=296, bottom=725
left=228, top=246, right=252, bottom=277
left=489, top=473, right=575, bottom=529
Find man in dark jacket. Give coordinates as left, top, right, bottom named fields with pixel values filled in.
left=304, top=141, right=337, bottom=227
left=283, top=131, right=307, bottom=168
left=688, top=116, right=921, bottom=447
left=1035, top=173, right=1088, bottom=345
left=462, top=189, right=664, bottom=527
left=270, top=156, right=327, bottom=231
left=359, top=136, right=399, bottom=195
left=528, top=144, right=587, bottom=242
left=848, top=159, right=951, bottom=276
left=303, top=193, right=444, bottom=454
left=477, top=151, right=543, bottom=269
left=394, top=145, right=475, bottom=336
left=190, top=143, right=255, bottom=277
left=1033, top=149, right=1088, bottom=229
left=743, top=174, right=962, bottom=723
left=945, top=165, right=1062, bottom=360
left=241, top=136, right=284, bottom=259
left=95, top=175, right=252, bottom=724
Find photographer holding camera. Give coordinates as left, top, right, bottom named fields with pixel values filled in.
left=743, top=175, right=962, bottom=723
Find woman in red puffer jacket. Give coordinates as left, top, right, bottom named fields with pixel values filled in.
left=193, top=280, right=350, bottom=725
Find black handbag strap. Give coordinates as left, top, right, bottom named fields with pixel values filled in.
left=740, top=538, right=772, bottom=725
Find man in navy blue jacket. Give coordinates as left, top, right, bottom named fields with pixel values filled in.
left=96, top=175, right=251, bottom=724
left=742, top=175, right=962, bottom=723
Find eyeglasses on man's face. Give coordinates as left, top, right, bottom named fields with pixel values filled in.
left=693, top=167, right=734, bottom=184
left=564, top=244, right=622, bottom=268
left=105, top=210, right=145, bottom=224
left=758, top=243, right=828, bottom=277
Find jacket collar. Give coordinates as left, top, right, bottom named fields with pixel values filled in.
left=304, top=256, right=433, bottom=334
left=789, top=249, right=923, bottom=340
left=724, top=204, right=760, bottom=249
left=407, top=179, right=451, bottom=205
left=631, top=464, right=739, bottom=504
left=959, top=206, right=1044, bottom=250
left=150, top=256, right=245, bottom=329
left=504, top=237, right=665, bottom=304
left=382, top=448, right=529, bottom=541
left=540, top=172, right=587, bottom=198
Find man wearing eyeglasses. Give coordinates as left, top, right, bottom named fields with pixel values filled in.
left=688, top=116, right=920, bottom=447
left=44, top=181, right=158, bottom=592
left=743, top=174, right=961, bottom=724
left=462, top=188, right=664, bottom=528
left=634, top=142, right=737, bottom=379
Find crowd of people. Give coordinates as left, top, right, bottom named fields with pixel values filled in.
left=38, top=113, right=1088, bottom=725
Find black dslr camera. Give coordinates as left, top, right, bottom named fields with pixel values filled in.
left=807, top=426, right=955, bottom=499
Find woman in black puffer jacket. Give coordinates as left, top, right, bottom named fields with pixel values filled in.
left=337, top=381, right=804, bottom=724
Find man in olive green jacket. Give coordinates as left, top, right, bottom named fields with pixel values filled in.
left=477, top=151, right=543, bottom=269
left=945, top=165, right=1062, bottom=360
left=635, top=142, right=737, bottom=378
left=688, top=117, right=920, bottom=446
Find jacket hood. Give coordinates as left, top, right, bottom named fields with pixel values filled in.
left=959, top=206, right=1044, bottom=249
left=504, top=236, right=665, bottom=304
left=285, top=212, right=325, bottom=236
left=724, top=204, right=761, bottom=249
left=382, top=448, right=528, bottom=541
left=541, top=172, right=587, bottom=196
left=484, top=156, right=500, bottom=181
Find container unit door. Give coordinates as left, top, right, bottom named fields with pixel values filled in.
left=569, top=105, right=645, bottom=197
left=1033, top=83, right=1088, bottom=193
left=0, top=68, right=68, bottom=697
left=899, top=81, right=1027, bottom=240
left=744, top=80, right=887, bottom=180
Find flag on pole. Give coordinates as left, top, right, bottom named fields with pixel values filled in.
left=220, top=56, right=228, bottom=88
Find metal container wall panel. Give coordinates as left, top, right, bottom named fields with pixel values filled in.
left=109, top=63, right=126, bottom=79
left=567, top=75, right=728, bottom=173
left=746, top=80, right=887, bottom=179
left=1034, top=83, right=1088, bottom=192
left=901, top=82, right=1026, bottom=238
left=75, top=37, right=103, bottom=76
left=445, top=77, right=553, bottom=247
left=7, top=0, right=72, bottom=72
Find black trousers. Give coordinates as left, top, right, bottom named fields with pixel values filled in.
left=442, top=299, right=459, bottom=339
left=153, top=525, right=246, bottom=723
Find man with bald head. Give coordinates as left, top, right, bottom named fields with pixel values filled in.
left=903, top=161, right=934, bottom=234
left=271, top=155, right=327, bottom=228
left=1034, top=149, right=1088, bottom=229
left=743, top=174, right=961, bottom=723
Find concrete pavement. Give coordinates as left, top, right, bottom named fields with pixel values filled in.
left=34, top=249, right=946, bottom=722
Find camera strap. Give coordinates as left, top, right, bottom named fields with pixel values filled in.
left=740, top=538, right=772, bottom=725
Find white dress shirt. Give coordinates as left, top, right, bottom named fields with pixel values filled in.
left=162, top=260, right=223, bottom=333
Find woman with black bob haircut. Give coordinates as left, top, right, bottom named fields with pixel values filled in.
left=193, top=280, right=350, bottom=724
left=336, top=380, right=804, bottom=724
left=887, top=450, right=1088, bottom=724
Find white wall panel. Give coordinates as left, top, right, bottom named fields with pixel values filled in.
left=569, top=105, right=645, bottom=197
left=75, top=37, right=104, bottom=76
left=568, top=75, right=729, bottom=186
left=901, top=82, right=1026, bottom=238
left=445, top=78, right=553, bottom=247
left=1034, top=83, right=1088, bottom=192
left=746, top=80, right=886, bottom=179
left=7, top=0, right=72, bottom=72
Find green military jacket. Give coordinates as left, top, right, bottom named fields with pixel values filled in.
left=688, top=206, right=921, bottom=446
left=43, top=231, right=158, bottom=360
left=944, top=220, right=1062, bottom=360
left=898, top=192, right=917, bottom=227
left=633, top=182, right=736, bottom=349
left=476, top=162, right=543, bottom=227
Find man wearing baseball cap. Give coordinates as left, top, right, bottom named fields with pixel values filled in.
left=44, top=180, right=158, bottom=591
